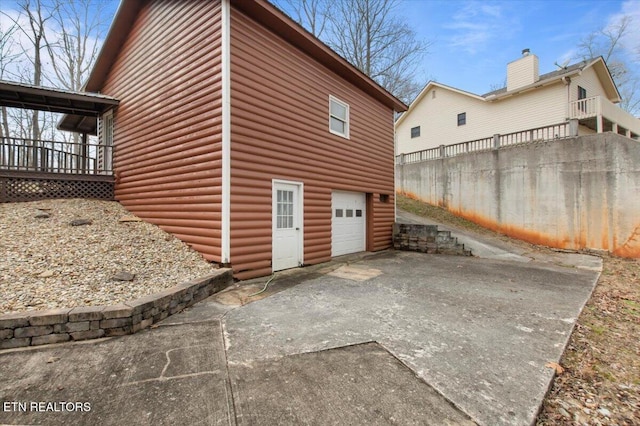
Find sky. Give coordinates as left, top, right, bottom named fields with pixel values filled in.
left=1, top=0, right=638, bottom=97
left=399, top=0, right=640, bottom=95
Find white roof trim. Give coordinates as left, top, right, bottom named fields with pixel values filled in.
left=396, top=81, right=484, bottom=127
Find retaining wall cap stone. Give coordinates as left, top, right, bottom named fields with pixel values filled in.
left=68, top=306, right=105, bottom=322
left=125, top=296, right=157, bottom=316
left=101, top=304, right=133, bottom=319
left=28, top=308, right=71, bottom=326
left=0, top=312, right=31, bottom=329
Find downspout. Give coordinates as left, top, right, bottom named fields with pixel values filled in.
left=393, top=110, right=397, bottom=223
left=221, top=0, right=231, bottom=265
left=562, top=76, right=571, bottom=119
left=562, top=76, right=578, bottom=136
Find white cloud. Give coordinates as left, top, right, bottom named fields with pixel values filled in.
left=443, top=1, right=518, bottom=55
left=557, top=48, right=578, bottom=66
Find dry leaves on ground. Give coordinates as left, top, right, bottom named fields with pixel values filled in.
left=537, top=256, right=640, bottom=425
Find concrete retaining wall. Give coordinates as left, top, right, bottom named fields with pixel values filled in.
left=396, top=133, right=640, bottom=257
left=0, top=269, right=233, bottom=350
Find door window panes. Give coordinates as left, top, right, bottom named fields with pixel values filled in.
left=276, top=190, right=294, bottom=229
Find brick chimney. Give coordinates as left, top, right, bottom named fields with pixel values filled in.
left=507, top=49, right=539, bottom=91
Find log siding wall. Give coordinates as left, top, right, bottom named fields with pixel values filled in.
left=103, top=0, right=224, bottom=262
left=229, top=8, right=396, bottom=279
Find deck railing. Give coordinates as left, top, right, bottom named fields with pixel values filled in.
left=570, top=95, right=640, bottom=136
left=397, top=122, right=571, bottom=165
left=0, top=136, right=112, bottom=175
left=569, top=96, right=600, bottom=120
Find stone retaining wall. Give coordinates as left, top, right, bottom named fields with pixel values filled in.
left=393, top=223, right=471, bottom=256
left=0, top=269, right=233, bottom=350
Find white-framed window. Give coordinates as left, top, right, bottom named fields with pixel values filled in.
left=329, top=95, right=349, bottom=139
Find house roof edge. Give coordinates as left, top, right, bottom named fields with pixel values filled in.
left=233, top=0, right=406, bottom=112
left=396, top=81, right=483, bottom=127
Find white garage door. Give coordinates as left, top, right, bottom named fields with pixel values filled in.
left=331, top=191, right=366, bottom=257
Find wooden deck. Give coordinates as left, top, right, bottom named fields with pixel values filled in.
left=0, top=137, right=114, bottom=203
left=0, top=170, right=114, bottom=203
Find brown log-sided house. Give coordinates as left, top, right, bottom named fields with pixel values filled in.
left=60, top=0, right=406, bottom=280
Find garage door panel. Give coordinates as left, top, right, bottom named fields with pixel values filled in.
left=332, top=191, right=366, bottom=257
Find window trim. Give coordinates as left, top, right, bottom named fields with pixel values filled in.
left=410, top=126, right=420, bottom=138
left=578, top=86, right=587, bottom=100
left=457, top=112, right=466, bottom=126
left=99, top=110, right=114, bottom=172
left=329, top=95, right=350, bottom=139
left=577, top=86, right=587, bottom=111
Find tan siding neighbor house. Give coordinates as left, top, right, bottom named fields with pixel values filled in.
left=397, top=50, right=640, bottom=155
left=61, top=0, right=406, bottom=279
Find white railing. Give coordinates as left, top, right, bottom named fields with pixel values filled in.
left=444, top=136, right=493, bottom=157
left=569, top=97, right=600, bottom=119
left=570, top=95, right=640, bottom=136
left=397, top=122, right=570, bottom=165
left=500, top=123, right=570, bottom=147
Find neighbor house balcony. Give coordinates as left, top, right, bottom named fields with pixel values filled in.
left=0, top=136, right=114, bottom=203
left=570, top=95, right=640, bottom=140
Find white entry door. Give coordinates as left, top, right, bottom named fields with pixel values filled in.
left=331, top=191, right=366, bottom=256
left=272, top=181, right=303, bottom=271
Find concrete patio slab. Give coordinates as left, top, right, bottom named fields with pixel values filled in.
left=1, top=245, right=601, bottom=426
left=223, top=251, right=601, bottom=426
left=0, top=320, right=232, bottom=426
left=230, top=342, right=474, bottom=425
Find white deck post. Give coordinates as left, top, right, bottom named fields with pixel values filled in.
left=597, top=115, right=603, bottom=133
left=569, top=119, right=579, bottom=137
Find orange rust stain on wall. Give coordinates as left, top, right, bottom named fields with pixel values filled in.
left=600, top=208, right=610, bottom=251
left=399, top=190, right=419, bottom=201
left=613, top=226, right=640, bottom=258
left=449, top=206, right=574, bottom=250
left=437, top=202, right=639, bottom=258
left=601, top=232, right=610, bottom=252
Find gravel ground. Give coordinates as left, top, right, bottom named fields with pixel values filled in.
left=0, top=199, right=219, bottom=315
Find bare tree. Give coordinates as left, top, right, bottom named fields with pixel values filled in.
left=577, top=15, right=639, bottom=115
left=0, top=20, right=19, bottom=140
left=273, top=0, right=333, bottom=38
left=43, top=0, right=107, bottom=147
left=276, top=0, right=428, bottom=104
left=44, top=0, right=105, bottom=93
left=326, top=0, right=428, bottom=104
left=17, top=0, right=55, bottom=141
left=1, top=0, right=107, bottom=152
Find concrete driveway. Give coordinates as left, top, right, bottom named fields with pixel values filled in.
left=0, top=238, right=601, bottom=425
